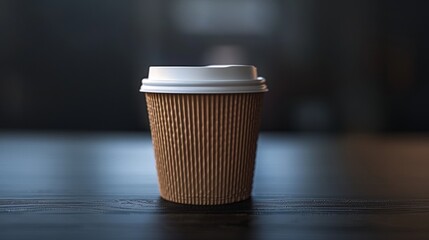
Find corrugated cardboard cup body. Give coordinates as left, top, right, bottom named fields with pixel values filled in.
left=141, top=66, right=267, bottom=205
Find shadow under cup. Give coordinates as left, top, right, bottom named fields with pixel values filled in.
left=145, top=92, right=264, bottom=205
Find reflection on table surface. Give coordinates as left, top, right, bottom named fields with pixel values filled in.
left=1, top=132, right=428, bottom=198
left=0, top=132, right=429, bottom=239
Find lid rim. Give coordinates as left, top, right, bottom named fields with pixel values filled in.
left=140, top=89, right=269, bottom=94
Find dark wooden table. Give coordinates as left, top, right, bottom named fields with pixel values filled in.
left=1, top=132, right=429, bottom=239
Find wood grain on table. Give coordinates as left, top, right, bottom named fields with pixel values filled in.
left=0, top=133, right=428, bottom=239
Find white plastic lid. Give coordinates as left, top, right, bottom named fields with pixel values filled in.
left=140, top=65, right=268, bottom=94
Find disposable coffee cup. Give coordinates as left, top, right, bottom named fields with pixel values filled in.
left=140, top=65, right=268, bottom=205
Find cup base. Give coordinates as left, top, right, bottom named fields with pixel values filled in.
left=160, top=194, right=251, bottom=205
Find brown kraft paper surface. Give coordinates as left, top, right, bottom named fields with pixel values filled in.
left=145, top=93, right=263, bottom=205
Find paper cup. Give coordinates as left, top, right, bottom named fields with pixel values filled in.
left=140, top=65, right=268, bottom=205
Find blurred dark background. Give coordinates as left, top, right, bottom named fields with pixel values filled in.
left=1, top=0, right=428, bottom=132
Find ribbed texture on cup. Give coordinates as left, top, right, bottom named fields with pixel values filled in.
left=145, top=93, right=263, bottom=205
